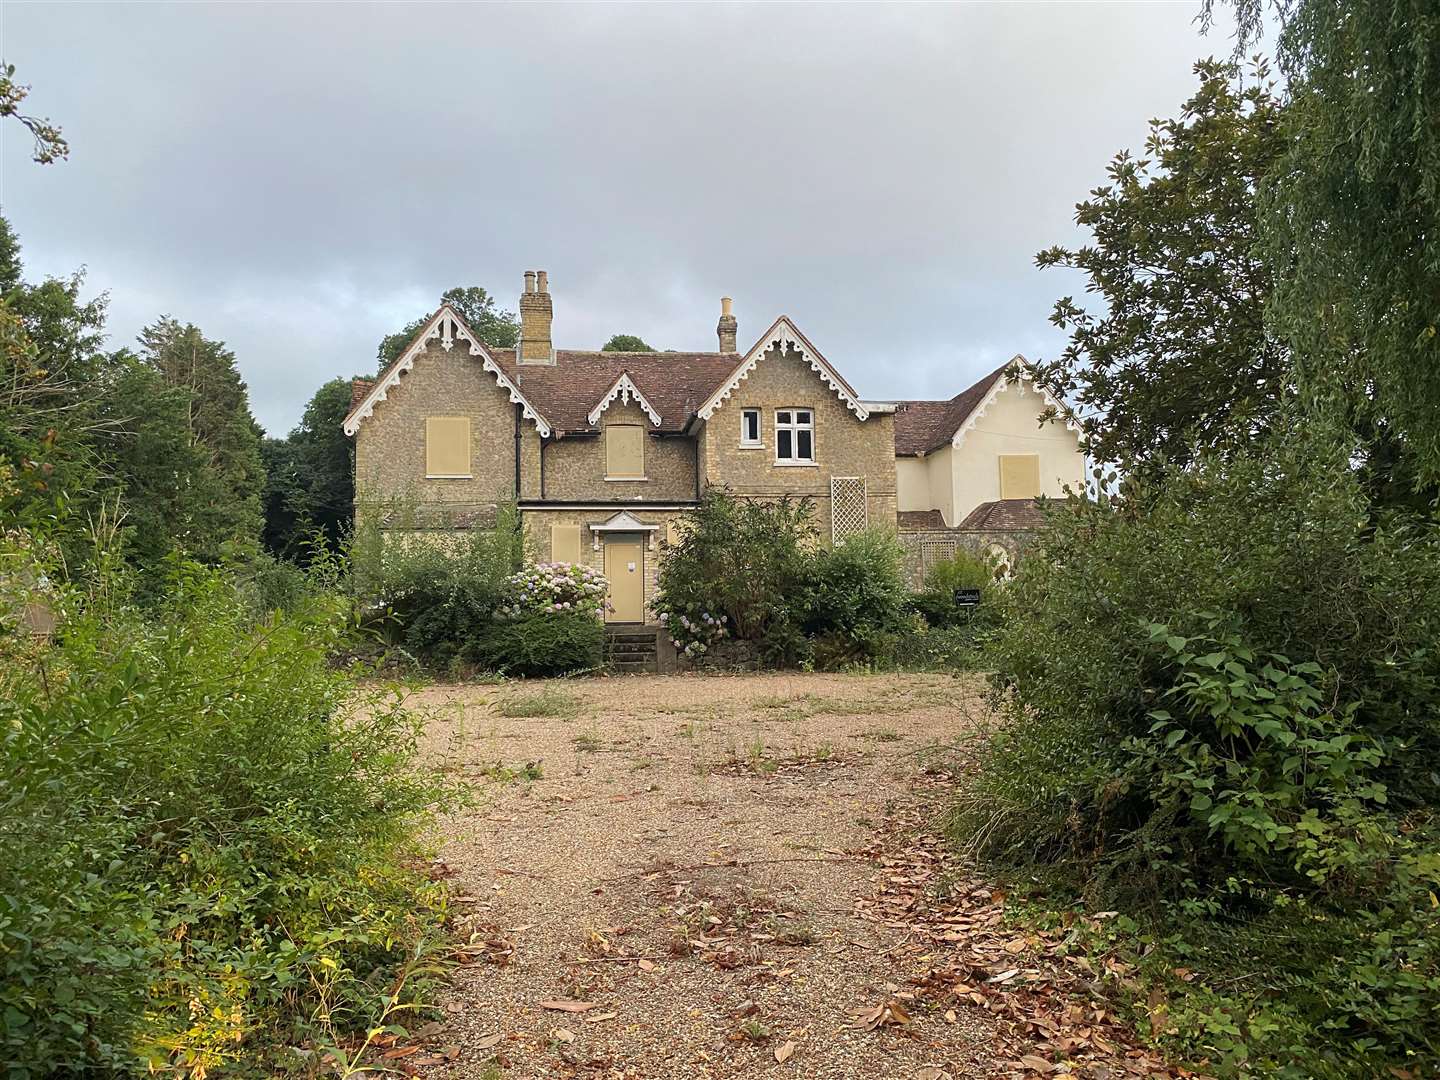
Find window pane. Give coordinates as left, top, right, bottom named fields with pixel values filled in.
left=797, top=429, right=813, bottom=460
left=777, top=410, right=791, bottom=425
left=778, top=429, right=793, bottom=459
left=796, top=410, right=812, bottom=425
left=743, top=411, right=758, bottom=441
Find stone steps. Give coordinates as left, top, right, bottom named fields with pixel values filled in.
left=604, top=626, right=659, bottom=674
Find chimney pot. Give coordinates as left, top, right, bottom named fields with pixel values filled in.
left=717, top=296, right=738, bottom=352
left=518, top=268, right=554, bottom=363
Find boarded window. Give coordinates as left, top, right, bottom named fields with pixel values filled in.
left=551, top=524, right=583, bottom=564
left=606, top=424, right=645, bottom=479
left=830, top=476, right=867, bottom=543
left=425, top=416, right=471, bottom=477
left=665, top=521, right=683, bottom=547
left=998, top=454, right=1041, bottom=499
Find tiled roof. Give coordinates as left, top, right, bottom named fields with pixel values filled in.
left=893, top=362, right=1012, bottom=456
left=351, top=378, right=376, bottom=410
left=958, top=498, right=1050, bottom=530
left=897, top=509, right=947, bottom=530
left=493, top=350, right=742, bottom=436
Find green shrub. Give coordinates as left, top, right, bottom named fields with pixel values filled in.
left=879, top=622, right=990, bottom=672
left=952, top=424, right=1440, bottom=1075
left=802, top=527, right=909, bottom=666
left=908, top=546, right=1003, bottom=628
left=958, top=429, right=1440, bottom=888
left=0, top=566, right=451, bottom=1076
left=349, top=501, right=526, bottom=665
left=655, top=491, right=815, bottom=664
left=475, top=610, right=604, bottom=676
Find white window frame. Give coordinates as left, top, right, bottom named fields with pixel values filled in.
left=774, top=407, right=815, bottom=466
left=740, top=408, right=763, bottom=448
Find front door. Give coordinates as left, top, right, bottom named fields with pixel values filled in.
left=603, top=537, right=645, bottom=623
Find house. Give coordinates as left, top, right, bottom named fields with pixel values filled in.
left=344, top=272, right=898, bottom=625
left=890, top=360, right=1084, bottom=580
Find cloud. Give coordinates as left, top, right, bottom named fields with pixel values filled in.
left=2, top=1, right=1235, bottom=433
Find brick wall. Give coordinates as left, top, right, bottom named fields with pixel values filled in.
left=700, top=345, right=898, bottom=541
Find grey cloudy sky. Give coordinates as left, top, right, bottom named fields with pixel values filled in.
left=1, top=1, right=1235, bottom=435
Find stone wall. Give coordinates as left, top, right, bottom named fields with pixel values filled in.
left=355, top=339, right=530, bottom=519
left=539, top=400, right=696, bottom=503
left=897, top=526, right=1038, bottom=587
left=700, top=345, right=898, bottom=541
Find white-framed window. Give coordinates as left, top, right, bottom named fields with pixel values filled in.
left=774, top=408, right=814, bottom=464
left=740, top=408, right=762, bottom=447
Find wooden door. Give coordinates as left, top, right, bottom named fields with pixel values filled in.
left=604, top=538, right=645, bottom=623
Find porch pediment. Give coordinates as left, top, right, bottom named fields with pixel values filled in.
left=587, top=510, right=660, bottom=534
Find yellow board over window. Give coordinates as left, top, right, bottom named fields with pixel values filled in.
left=425, top=416, right=471, bottom=478
left=551, top=524, right=583, bottom=564
left=606, top=424, right=645, bottom=479
left=998, top=453, right=1041, bottom=500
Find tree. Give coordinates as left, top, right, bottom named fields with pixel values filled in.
left=261, top=377, right=356, bottom=558
left=1217, top=0, right=1440, bottom=486
left=0, top=62, right=67, bottom=164
left=601, top=334, right=654, bottom=352
left=137, top=318, right=265, bottom=562
left=377, top=286, right=518, bottom=368
left=1033, top=60, right=1289, bottom=473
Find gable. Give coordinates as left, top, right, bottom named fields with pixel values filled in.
left=696, top=316, right=872, bottom=423
left=344, top=305, right=551, bottom=437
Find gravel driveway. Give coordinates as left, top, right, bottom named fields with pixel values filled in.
left=412, top=672, right=997, bottom=1079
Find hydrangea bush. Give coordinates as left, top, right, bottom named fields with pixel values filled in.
left=657, top=606, right=729, bottom=659
left=499, top=561, right=609, bottom=620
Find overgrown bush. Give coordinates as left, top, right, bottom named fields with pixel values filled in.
left=476, top=610, right=605, bottom=676
left=349, top=501, right=526, bottom=665
left=952, top=425, right=1440, bottom=1075
left=654, top=491, right=815, bottom=665
left=499, top=560, right=608, bottom=619
left=908, top=546, right=1003, bottom=628
left=0, top=563, right=451, bottom=1076
left=802, top=527, right=910, bottom=667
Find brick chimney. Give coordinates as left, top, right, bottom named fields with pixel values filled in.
left=518, top=269, right=553, bottom=364
left=717, top=296, right=737, bottom=353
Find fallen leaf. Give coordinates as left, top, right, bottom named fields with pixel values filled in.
left=584, top=1011, right=618, bottom=1024
left=553, top=1028, right=575, bottom=1043
left=638, top=959, right=656, bottom=972
left=775, top=1040, right=796, bottom=1063
left=1019, top=1055, right=1055, bottom=1073
left=539, top=1000, right=597, bottom=1013
left=475, top=1032, right=503, bottom=1050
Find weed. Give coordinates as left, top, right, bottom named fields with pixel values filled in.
left=496, top=686, right=582, bottom=718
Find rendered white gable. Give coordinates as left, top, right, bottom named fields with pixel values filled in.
left=951, top=355, right=1079, bottom=452
left=587, top=372, right=662, bottom=427
left=343, top=304, right=552, bottom=437
left=696, top=316, right=870, bottom=422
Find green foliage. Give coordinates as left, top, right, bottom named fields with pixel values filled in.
left=349, top=503, right=526, bottom=666
left=958, top=425, right=1440, bottom=888
left=908, top=546, right=1001, bottom=629
left=378, top=286, right=519, bottom=368
left=1034, top=59, right=1288, bottom=473
left=262, top=376, right=358, bottom=560
left=137, top=317, right=266, bottom=564
left=658, top=496, right=939, bottom=669
left=0, top=565, right=450, bottom=1076
left=498, top=561, right=608, bottom=619
left=475, top=611, right=605, bottom=677
left=600, top=333, right=655, bottom=352
left=802, top=527, right=910, bottom=667
left=654, top=491, right=816, bottom=665
left=1222, top=0, right=1440, bottom=487
left=952, top=423, right=1440, bottom=1075
left=495, top=686, right=583, bottom=718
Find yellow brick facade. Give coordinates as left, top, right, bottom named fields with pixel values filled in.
left=538, top=401, right=697, bottom=503
left=700, top=345, right=898, bottom=537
